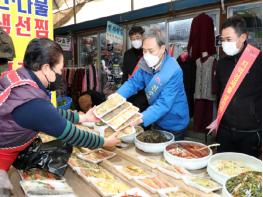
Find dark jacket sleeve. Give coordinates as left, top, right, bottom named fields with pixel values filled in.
left=11, top=98, right=104, bottom=149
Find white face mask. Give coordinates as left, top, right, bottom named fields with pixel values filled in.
left=222, top=41, right=240, bottom=56
left=131, top=39, right=142, bottom=49
left=144, top=53, right=160, bottom=68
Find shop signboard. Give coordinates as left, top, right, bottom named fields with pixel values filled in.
left=106, top=21, right=124, bottom=46
left=0, top=0, right=53, bottom=69
left=55, top=36, right=72, bottom=51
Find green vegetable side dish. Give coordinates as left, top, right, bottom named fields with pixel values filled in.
left=57, top=100, right=67, bottom=107
left=226, top=171, right=262, bottom=197
left=95, top=121, right=106, bottom=126
left=137, top=130, right=170, bottom=143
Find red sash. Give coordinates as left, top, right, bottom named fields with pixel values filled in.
left=207, top=44, right=260, bottom=134
left=128, top=58, right=142, bottom=79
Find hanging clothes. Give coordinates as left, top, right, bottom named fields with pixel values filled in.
left=193, top=56, right=216, bottom=132
left=194, top=56, right=216, bottom=100
left=168, top=44, right=175, bottom=57
left=72, top=68, right=85, bottom=105
left=95, top=64, right=101, bottom=92
left=177, top=56, right=196, bottom=118
left=89, top=64, right=96, bottom=90
left=82, top=69, right=87, bottom=93
left=187, top=13, right=216, bottom=61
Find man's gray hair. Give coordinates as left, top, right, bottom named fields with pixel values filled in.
left=143, top=29, right=165, bottom=46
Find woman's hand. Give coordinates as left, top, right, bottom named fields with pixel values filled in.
left=103, top=131, right=121, bottom=148
left=79, top=107, right=100, bottom=123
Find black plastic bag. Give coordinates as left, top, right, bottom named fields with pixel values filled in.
left=13, top=137, right=72, bottom=177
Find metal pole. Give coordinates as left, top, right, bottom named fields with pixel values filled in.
left=73, top=0, right=76, bottom=24
left=131, top=0, right=134, bottom=11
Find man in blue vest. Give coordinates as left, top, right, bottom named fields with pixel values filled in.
left=117, top=29, right=189, bottom=140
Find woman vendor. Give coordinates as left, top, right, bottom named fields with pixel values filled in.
left=0, top=38, right=120, bottom=171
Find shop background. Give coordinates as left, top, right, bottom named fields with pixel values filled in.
left=54, top=0, right=261, bottom=95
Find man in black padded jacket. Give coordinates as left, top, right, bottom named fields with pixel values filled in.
left=215, top=16, right=261, bottom=157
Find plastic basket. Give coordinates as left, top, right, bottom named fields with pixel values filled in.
left=57, top=96, right=72, bottom=110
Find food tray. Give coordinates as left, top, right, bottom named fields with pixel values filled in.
left=114, top=165, right=153, bottom=180
left=108, top=106, right=139, bottom=130
left=101, top=102, right=132, bottom=123
left=68, top=157, right=100, bottom=170
left=137, top=156, right=166, bottom=169
left=77, top=148, right=116, bottom=164
left=75, top=167, right=115, bottom=180
left=116, top=113, right=143, bottom=131
left=113, top=187, right=151, bottom=197
left=19, top=169, right=62, bottom=181
left=157, top=164, right=191, bottom=179
left=158, top=187, right=201, bottom=197
left=88, top=177, right=130, bottom=197
left=94, top=94, right=126, bottom=118
left=182, top=176, right=221, bottom=193
left=135, top=175, right=176, bottom=193
left=20, top=180, right=75, bottom=197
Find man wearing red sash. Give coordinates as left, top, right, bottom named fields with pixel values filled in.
left=211, top=16, right=261, bottom=157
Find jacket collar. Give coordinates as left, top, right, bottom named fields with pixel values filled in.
left=139, top=52, right=169, bottom=75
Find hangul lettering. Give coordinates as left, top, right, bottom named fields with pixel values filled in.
left=34, top=0, right=48, bottom=17
left=0, top=13, right=11, bottom=34
left=15, top=16, right=31, bottom=37
left=17, top=0, right=33, bottom=14
left=35, top=19, right=48, bottom=38
left=0, top=0, right=9, bottom=11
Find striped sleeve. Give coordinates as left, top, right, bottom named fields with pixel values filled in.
left=57, top=109, right=79, bottom=124
left=57, top=120, right=104, bottom=149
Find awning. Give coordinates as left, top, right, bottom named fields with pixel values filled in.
left=54, top=0, right=220, bottom=35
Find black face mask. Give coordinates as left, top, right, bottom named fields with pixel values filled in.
left=45, top=72, right=62, bottom=91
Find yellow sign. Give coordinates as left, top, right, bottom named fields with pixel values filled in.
left=0, top=0, right=53, bottom=69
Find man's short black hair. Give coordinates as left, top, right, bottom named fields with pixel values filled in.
left=129, top=26, right=145, bottom=37
left=221, top=16, right=248, bottom=36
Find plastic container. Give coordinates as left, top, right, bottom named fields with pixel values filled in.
left=57, top=96, right=72, bottom=110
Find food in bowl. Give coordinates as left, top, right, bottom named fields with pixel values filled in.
left=166, top=142, right=209, bottom=159
left=137, top=130, right=171, bottom=143
left=225, top=171, right=261, bottom=197
left=214, top=160, right=253, bottom=177
left=118, top=126, right=135, bottom=138
left=95, top=121, right=106, bottom=126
